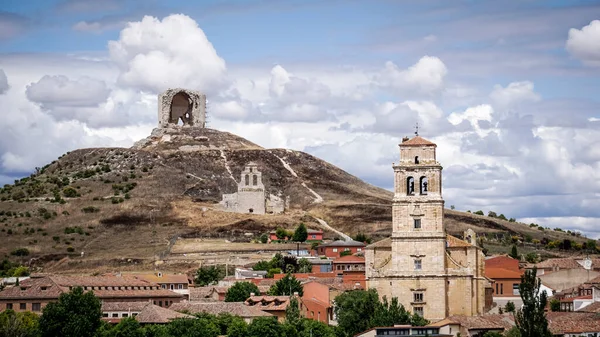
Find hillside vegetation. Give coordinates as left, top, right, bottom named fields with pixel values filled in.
left=0, top=127, right=593, bottom=273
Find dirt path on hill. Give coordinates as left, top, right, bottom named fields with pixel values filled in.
left=315, top=217, right=351, bottom=241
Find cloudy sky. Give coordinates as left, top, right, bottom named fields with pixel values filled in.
left=1, top=0, right=599, bottom=236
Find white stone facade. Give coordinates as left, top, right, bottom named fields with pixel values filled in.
left=158, top=88, right=206, bottom=128
left=219, top=162, right=285, bottom=215
left=366, top=136, right=488, bottom=321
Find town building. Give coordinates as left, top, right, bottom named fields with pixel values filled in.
left=134, top=272, right=190, bottom=299
left=101, top=301, right=192, bottom=324
left=365, top=135, right=489, bottom=321
left=332, top=255, right=365, bottom=273
left=531, top=257, right=600, bottom=292
left=269, top=229, right=323, bottom=242
left=245, top=295, right=291, bottom=322
left=355, top=325, right=452, bottom=337
left=0, top=274, right=183, bottom=313
left=220, top=162, right=286, bottom=215
left=484, top=256, right=523, bottom=298
left=315, top=240, right=365, bottom=258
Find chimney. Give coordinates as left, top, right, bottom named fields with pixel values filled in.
left=402, top=136, right=410, bottom=143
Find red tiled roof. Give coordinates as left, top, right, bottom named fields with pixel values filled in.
left=134, top=274, right=189, bottom=285
left=399, top=136, right=436, bottom=147
left=135, top=304, right=193, bottom=324
left=333, top=255, right=365, bottom=264
left=579, top=302, right=600, bottom=313
left=170, top=302, right=273, bottom=318
left=245, top=295, right=290, bottom=311
left=485, top=267, right=523, bottom=280
left=546, top=312, right=600, bottom=334
left=432, top=314, right=514, bottom=330
left=101, top=301, right=151, bottom=312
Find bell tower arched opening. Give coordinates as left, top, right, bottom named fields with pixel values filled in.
left=420, top=176, right=428, bottom=195
left=407, top=177, right=415, bottom=195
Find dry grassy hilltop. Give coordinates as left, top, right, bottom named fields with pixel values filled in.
left=0, top=127, right=590, bottom=273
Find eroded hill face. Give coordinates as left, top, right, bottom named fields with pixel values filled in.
left=0, top=127, right=590, bottom=273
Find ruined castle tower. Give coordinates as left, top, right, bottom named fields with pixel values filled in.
left=365, top=135, right=488, bottom=321
left=158, top=88, right=206, bottom=128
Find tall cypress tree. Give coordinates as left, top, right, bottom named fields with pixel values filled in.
left=514, top=266, right=552, bottom=337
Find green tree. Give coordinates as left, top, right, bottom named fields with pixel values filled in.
left=285, top=297, right=302, bottom=327
left=214, top=313, right=245, bottom=336
left=587, top=239, right=597, bottom=253
left=505, top=301, right=515, bottom=313
left=226, top=319, right=248, bottom=337
left=39, top=287, right=102, bottom=337
left=370, top=296, right=411, bottom=327
left=474, top=210, right=484, bottom=215
left=269, top=273, right=303, bottom=296
left=482, top=332, right=503, bottom=337
left=253, top=260, right=271, bottom=271
left=165, top=318, right=219, bottom=337
left=225, top=282, right=260, bottom=302
left=0, top=309, right=40, bottom=337
left=99, top=317, right=144, bottom=337
left=525, top=252, right=538, bottom=264
left=509, top=245, right=519, bottom=259
left=504, top=326, right=522, bottom=337
left=260, top=233, right=269, bottom=244
left=340, top=250, right=352, bottom=257
left=62, top=187, right=78, bottom=198
left=353, top=233, right=372, bottom=244
left=299, top=318, right=336, bottom=337
left=410, top=313, right=429, bottom=326
left=247, top=317, right=282, bottom=337
left=334, top=289, right=380, bottom=337
left=275, top=227, right=288, bottom=240
left=297, top=258, right=312, bottom=273
left=195, top=265, right=224, bottom=286
left=514, top=267, right=552, bottom=337
left=549, top=298, right=560, bottom=312
left=292, top=223, right=308, bottom=242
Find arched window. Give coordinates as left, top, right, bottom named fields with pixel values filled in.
left=407, top=177, right=415, bottom=195
left=245, top=174, right=249, bottom=186
left=415, top=156, right=419, bottom=164
left=420, top=176, right=428, bottom=195
left=253, top=175, right=258, bottom=186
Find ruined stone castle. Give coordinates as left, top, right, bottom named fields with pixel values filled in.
left=158, top=88, right=207, bottom=128
left=365, top=135, right=489, bottom=321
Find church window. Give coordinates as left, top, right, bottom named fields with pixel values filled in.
left=415, top=156, right=419, bottom=164
left=500, top=283, right=503, bottom=294
left=245, top=174, right=249, bottom=186
left=414, top=307, right=424, bottom=317
left=420, top=176, right=428, bottom=195
left=407, top=177, right=415, bottom=195
left=413, top=293, right=423, bottom=303
left=512, top=284, right=520, bottom=295
left=253, top=175, right=257, bottom=186
left=414, top=259, right=422, bottom=270
left=414, top=219, right=421, bottom=229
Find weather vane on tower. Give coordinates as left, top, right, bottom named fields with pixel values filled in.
left=415, top=122, right=419, bottom=136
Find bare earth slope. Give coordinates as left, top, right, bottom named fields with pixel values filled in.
left=0, top=127, right=587, bottom=272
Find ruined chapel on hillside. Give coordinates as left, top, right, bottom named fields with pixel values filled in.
left=365, top=135, right=490, bottom=321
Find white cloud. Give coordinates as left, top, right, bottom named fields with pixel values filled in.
left=26, top=75, right=110, bottom=108
left=376, top=56, right=448, bottom=94
left=490, top=81, right=541, bottom=108
left=108, top=14, right=227, bottom=94
left=0, top=69, right=7, bottom=94
left=566, top=20, right=600, bottom=66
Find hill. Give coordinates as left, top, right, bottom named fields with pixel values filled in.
left=0, top=126, right=591, bottom=273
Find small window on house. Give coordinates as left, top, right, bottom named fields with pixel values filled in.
left=159, top=301, right=163, bottom=307
left=513, top=284, right=519, bottom=295
left=178, top=284, right=183, bottom=289
left=414, top=259, right=422, bottom=271
left=414, top=219, right=421, bottom=229
left=357, top=248, right=362, bottom=252
left=41, top=286, right=47, bottom=291
left=414, top=307, right=424, bottom=317
left=123, top=313, right=128, bottom=317
left=31, top=303, right=40, bottom=312
left=344, top=248, right=350, bottom=251
left=312, top=235, right=316, bottom=239
left=20, top=303, right=26, bottom=310
left=500, top=283, right=503, bottom=294
left=103, top=313, right=109, bottom=317
left=413, top=293, right=423, bottom=303
left=6, top=303, right=13, bottom=310
left=249, top=208, right=254, bottom=213
left=161, top=284, right=166, bottom=289
left=132, top=313, right=138, bottom=317
left=333, top=248, right=338, bottom=253
left=170, top=284, right=174, bottom=290
left=112, top=313, right=118, bottom=318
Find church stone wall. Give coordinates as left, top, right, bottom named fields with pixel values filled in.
left=158, top=88, right=206, bottom=128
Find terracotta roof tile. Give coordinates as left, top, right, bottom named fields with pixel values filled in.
left=546, top=312, right=600, bottom=334
left=245, top=296, right=291, bottom=311
left=333, top=255, right=365, bottom=264
left=318, top=240, right=365, bottom=248
left=579, top=302, right=600, bottom=313
left=134, top=274, right=189, bottom=285
left=135, top=304, right=193, bottom=324
left=170, top=302, right=273, bottom=318
left=535, top=258, right=599, bottom=270
left=101, top=301, right=151, bottom=312
left=399, top=136, right=436, bottom=147
left=485, top=267, right=523, bottom=279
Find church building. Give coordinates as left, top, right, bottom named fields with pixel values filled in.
left=365, top=135, right=489, bottom=321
